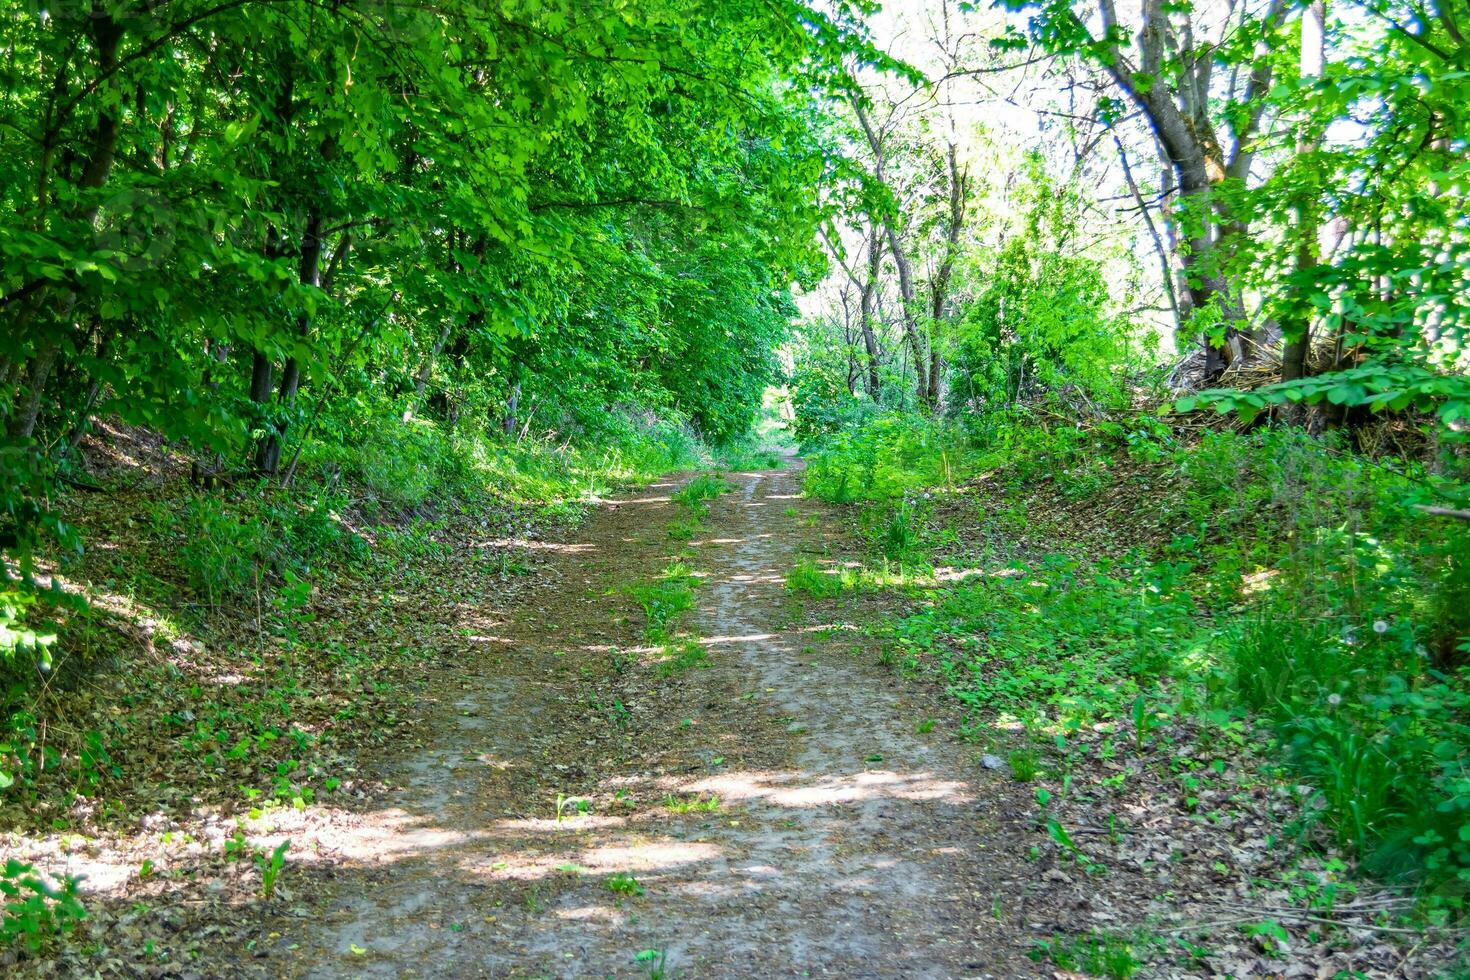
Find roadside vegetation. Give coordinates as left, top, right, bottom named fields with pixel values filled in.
left=1, top=0, right=1466, bottom=974
left=785, top=0, right=1469, bottom=972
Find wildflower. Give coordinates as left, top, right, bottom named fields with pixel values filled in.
left=1327, top=693, right=1342, bottom=706
left=1372, top=619, right=1389, bottom=634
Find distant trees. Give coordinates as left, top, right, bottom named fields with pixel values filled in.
left=1004, top=0, right=1468, bottom=419
left=798, top=0, right=1467, bottom=433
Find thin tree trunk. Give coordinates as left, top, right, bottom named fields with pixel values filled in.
left=838, top=285, right=858, bottom=396
left=851, top=95, right=929, bottom=405
left=8, top=13, right=125, bottom=441
left=924, top=142, right=968, bottom=410
left=1115, top=132, right=1183, bottom=334
left=880, top=221, right=929, bottom=406
left=503, top=380, right=521, bottom=437
left=858, top=229, right=882, bottom=402
left=11, top=345, right=59, bottom=441
left=403, top=320, right=454, bottom=422
left=1281, top=0, right=1325, bottom=390
left=256, top=207, right=325, bottom=475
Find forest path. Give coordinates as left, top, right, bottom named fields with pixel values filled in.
left=272, top=462, right=1033, bottom=978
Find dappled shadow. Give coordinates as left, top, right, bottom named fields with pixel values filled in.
left=22, top=461, right=1045, bottom=978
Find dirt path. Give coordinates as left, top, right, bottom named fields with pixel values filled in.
left=268, top=462, right=1034, bottom=978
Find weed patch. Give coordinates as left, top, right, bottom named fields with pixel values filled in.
left=785, top=560, right=844, bottom=598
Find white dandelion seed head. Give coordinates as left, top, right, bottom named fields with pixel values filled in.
left=1372, top=620, right=1389, bottom=634
left=1327, top=693, right=1342, bottom=706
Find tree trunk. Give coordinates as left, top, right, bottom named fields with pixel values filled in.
left=858, top=229, right=882, bottom=402
left=256, top=208, right=325, bottom=475
left=403, top=320, right=454, bottom=422
left=7, top=12, right=125, bottom=441
left=503, top=380, right=521, bottom=437
left=851, top=95, right=929, bottom=406
left=10, top=344, right=59, bottom=442
left=1280, top=0, right=1326, bottom=390
left=924, top=142, right=968, bottom=410
left=881, top=221, right=929, bottom=405
left=1098, top=0, right=1276, bottom=379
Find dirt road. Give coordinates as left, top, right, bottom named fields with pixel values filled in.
left=274, top=463, right=1032, bottom=978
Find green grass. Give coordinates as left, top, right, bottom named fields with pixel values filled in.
left=656, top=639, right=709, bottom=676
left=662, top=793, right=721, bottom=813
left=666, top=516, right=701, bottom=540
left=785, top=560, right=843, bottom=598
left=628, top=580, right=695, bottom=636
left=886, top=554, right=1203, bottom=722
left=817, top=407, right=1470, bottom=890
left=1031, top=931, right=1148, bottom=978
left=672, top=473, right=733, bottom=509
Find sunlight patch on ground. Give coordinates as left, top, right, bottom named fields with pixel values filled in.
left=931, top=565, right=1024, bottom=583
left=552, top=904, right=623, bottom=925
left=323, top=812, right=486, bottom=861
left=477, top=538, right=596, bottom=553
left=698, top=632, right=778, bottom=646
left=657, top=768, right=973, bottom=808
left=571, top=841, right=723, bottom=874
left=795, top=623, right=860, bottom=634
left=719, top=570, right=786, bottom=586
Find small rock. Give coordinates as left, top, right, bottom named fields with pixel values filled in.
left=980, top=754, right=1004, bottom=770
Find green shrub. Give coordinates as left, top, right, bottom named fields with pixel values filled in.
left=173, top=496, right=274, bottom=607
left=0, top=860, right=85, bottom=953
left=804, top=413, right=970, bottom=503
left=167, top=490, right=361, bottom=609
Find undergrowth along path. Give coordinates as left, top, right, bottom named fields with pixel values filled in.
left=266, top=462, right=1033, bottom=978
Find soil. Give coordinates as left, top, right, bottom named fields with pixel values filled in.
left=250, top=461, right=1037, bottom=978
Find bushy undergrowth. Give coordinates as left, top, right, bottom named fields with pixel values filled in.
left=803, top=413, right=975, bottom=502
left=1, top=406, right=732, bottom=804
left=318, top=406, right=710, bottom=510
left=804, top=406, right=1470, bottom=889
left=889, top=555, right=1205, bottom=721
left=153, top=490, right=365, bottom=610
